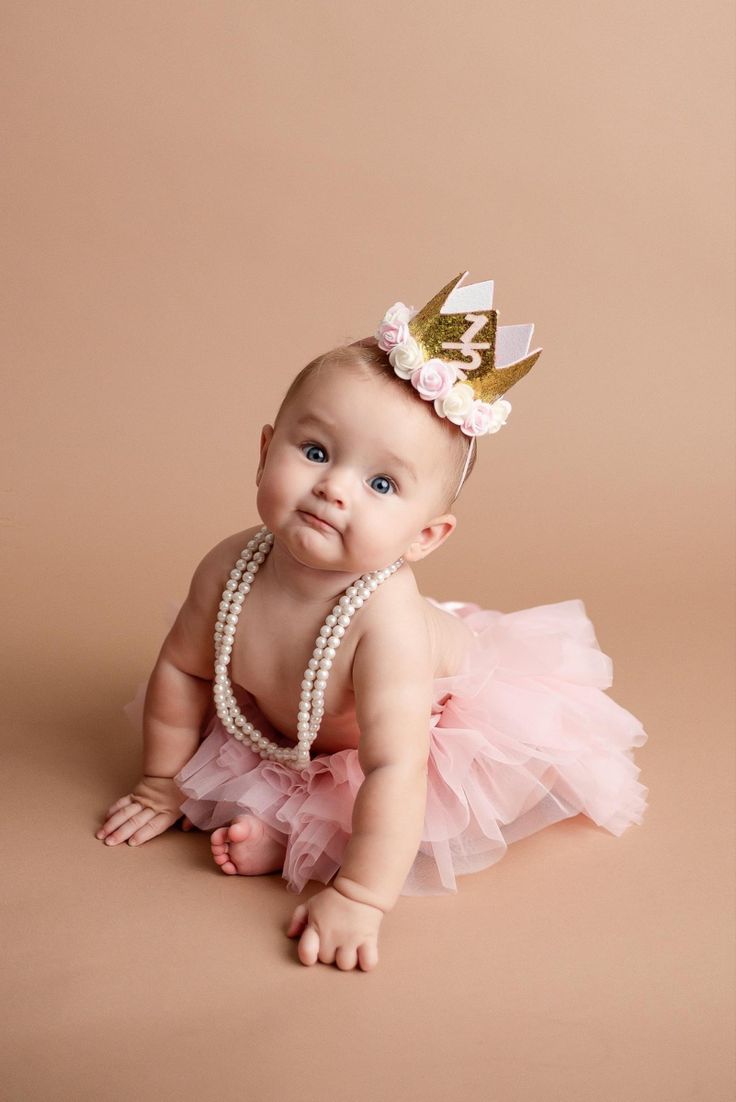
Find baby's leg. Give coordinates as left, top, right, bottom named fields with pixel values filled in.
left=211, top=815, right=286, bottom=876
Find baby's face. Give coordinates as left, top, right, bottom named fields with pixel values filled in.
left=256, top=363, right=455, bottom=574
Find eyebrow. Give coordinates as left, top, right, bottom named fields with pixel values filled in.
left=294, top=414, right=418, bottom=483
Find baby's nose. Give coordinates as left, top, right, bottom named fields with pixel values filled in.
left=315, top=474, right=348, bottom=506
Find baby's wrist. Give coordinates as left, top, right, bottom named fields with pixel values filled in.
left=332, top=875, right=393, bottom=914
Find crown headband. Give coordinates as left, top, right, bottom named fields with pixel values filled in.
left=375, top=271, right=542, bottom=438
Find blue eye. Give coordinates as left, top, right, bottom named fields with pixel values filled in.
left=369, top=475, right=394, bottom=495
left=302, top=443, right=327, bottom=463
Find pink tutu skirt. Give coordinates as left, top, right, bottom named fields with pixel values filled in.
left=124, top=598, right=648, bottom=896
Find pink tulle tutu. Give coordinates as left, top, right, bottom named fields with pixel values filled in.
left=123, top=598, right=648, bottom=896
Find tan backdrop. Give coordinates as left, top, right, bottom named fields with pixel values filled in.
left=2, top=2, right=733, bottom=1100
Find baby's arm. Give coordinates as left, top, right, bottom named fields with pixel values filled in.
left=288, top=607, right=431, bottom=967
left=97, top=532, right=250, bottom=847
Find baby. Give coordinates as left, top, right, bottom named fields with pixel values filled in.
left=97, top=274, right=648, bottom=972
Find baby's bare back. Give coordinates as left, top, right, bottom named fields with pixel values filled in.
left=194, top=527, right=475, bottom=754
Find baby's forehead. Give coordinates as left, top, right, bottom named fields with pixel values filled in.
left=285, top=366, right=457, bottom=471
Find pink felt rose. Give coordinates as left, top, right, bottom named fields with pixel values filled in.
left=410, top=359, right=457, bottom=402
left=375, top=302, right=413, bottom=352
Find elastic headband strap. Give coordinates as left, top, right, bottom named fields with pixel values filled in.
left=451, top=436, right=475, bottom=504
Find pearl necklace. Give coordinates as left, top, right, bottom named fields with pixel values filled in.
left=212, top=525, right=404, bottom=768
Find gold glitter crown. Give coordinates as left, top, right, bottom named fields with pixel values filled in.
left=408, top=271, right=543, bottom=405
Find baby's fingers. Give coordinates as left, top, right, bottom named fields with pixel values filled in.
left=357, top=942, right=379, bottom=972
left=297, top=925, right=321, bottom=966
left=287, top=904, right=309, bottom=939
left=97, top=801, right=142, bottom=840
left=102, top=794, right=135, bottom=821
left=128, top=812, right=175, bottom=847
left=335, top=945, right=358, bottom=971
left=101, top=805, right=154, bottom=846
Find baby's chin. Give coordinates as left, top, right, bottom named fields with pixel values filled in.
left=282, top=525, right=399, bottom=577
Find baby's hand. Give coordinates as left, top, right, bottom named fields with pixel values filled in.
left=286, top=886, right=383, bottom=971
left=96, top=776, right=184, bottom=847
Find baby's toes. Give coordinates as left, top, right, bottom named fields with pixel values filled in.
left=210, top=828, right=237, bottom=874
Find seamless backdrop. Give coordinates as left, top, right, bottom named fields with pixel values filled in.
left=1, top=3, right=734, bottom=1101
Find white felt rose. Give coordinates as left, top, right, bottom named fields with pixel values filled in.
left=488, top=398, right=512, bottom=431
left=389, top=337, right=424, bottom=379
left=410, top=358, right=457, bottom=401
left=435, top=382, right=475, bottom=424
left=384, top=302, right=413, bottom=326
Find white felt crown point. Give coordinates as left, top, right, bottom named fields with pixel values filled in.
left=441, top=273, right=494, bottom=315
left=495, top=323, right=536, bottom=367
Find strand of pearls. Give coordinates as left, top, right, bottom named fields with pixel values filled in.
left=212, top=525, right=404, bottom=768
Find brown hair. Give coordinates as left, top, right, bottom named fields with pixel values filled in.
left=273, top=337, right=476, bottom=510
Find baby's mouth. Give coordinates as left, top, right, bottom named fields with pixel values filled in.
left=298, top=510, right=338, bottom=534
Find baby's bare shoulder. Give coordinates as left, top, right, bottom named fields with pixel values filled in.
left=351, top=568, right=432, bottom=668
left=353, top=567, right=473, bottom=681
left=159, top=525, right=262, bottom=677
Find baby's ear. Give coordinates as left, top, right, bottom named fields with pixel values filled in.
left=256, top=424, right=274, bottom=485
left=403, top=514, right=457, bottom=563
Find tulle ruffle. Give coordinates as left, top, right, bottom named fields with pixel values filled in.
left=124, top=597, right=648, bottom=896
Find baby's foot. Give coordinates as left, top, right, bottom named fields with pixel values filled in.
left=210, top=815, right=286, bottom=876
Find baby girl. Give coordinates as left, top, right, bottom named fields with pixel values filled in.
left=96, top=273, right=648, bottom=972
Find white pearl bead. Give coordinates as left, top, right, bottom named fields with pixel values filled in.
left=304, top=669, right=316, bottom=681
left=323, top=647, right=336, bottom=660
left=351, top=596, right=364, bottom=608
left=337, top=614, right=350, bottom=627
left=308, top=659, right=319, bottom=671
left=331, top=625, right=345, bottom=638
left=226, top=580, right=237, bottom=591
left=326, top=614, right=337, bottom=627
left=314, top=638, right=326, bottom=651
